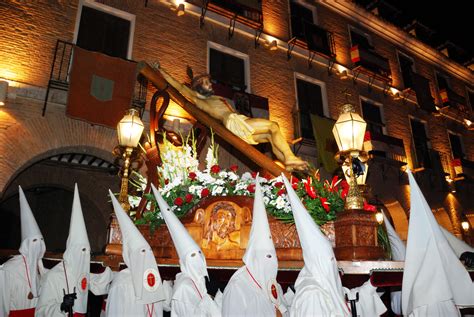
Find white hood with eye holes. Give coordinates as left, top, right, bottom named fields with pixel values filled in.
left=152, top=184, right=209, bottom=293
left=62, top=184, right=91, bottom=314
left=282, top=174, right=350, bottom=317
left=242, top=176, right=278, bottom=291
left=18, top=186, right=46, bottom=298
left=109, top=190, right=165, bottom=304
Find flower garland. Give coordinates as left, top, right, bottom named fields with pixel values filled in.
left=131, top=131, right=377, bottom=232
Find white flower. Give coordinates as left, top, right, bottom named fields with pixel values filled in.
left=241, top=172, right=253, bottom=181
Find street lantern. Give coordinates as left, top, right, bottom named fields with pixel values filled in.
left=462, top=221, right=470, bottom=231
left=332, top=103, right=367, bottom=210
left=117, top=108, right=144, bottom=148
left=332, top=104, right=367, bottom=153
left=116, top=108, right=144, bottom=213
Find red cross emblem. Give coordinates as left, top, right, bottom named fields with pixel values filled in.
left=147, top=273, right=155, bottom=287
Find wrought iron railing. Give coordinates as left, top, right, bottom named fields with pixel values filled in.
left=42, top=39, right=147, bottom=116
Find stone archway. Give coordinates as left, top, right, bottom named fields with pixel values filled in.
left=0, top=113, right=118, bottom=195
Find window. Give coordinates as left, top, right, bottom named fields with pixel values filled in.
left=289, top=0, right=317, bottom=40
left=410, top=118, right=431, bottom=169
left=436, top=72, right=450, bottom=91
left=208, top=42, right=249, bottom=91
left=397, top=52, right=415, bottom=89
left=448, top=132, right=465, bottom=159
left=295, top=74, right=328, bottom=139
left=349, top=27, right=372, bottom=49
left=361, top=99, right=385, bottom=135
left=74, top=2, right=135, bottom=59
left=467, top=88, right=474, bottom=111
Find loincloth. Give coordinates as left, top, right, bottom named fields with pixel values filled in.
left=224, top=113, right=258, bottom=145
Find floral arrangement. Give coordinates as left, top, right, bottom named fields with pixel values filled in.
left=130, top=131, right=365, bottom=232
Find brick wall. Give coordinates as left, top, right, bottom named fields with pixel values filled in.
left=0, top=0, right=473, bottom=236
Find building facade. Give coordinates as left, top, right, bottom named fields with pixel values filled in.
left=0, top=0, right=473, bottom=251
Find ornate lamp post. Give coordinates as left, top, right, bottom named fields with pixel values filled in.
left=332, top=103, right=384, bottom=260
left=117, top=108, right=144, bottom=213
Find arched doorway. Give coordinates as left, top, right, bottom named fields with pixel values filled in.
left=0, top=151, right=120, bottom=253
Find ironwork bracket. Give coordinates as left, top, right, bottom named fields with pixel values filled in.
left=228, top=14, right=238, bottom=39
left=367, top=74, right=376, bottom=92
left=287, top=37, right=297, bottom=61
left=352, top=67, right=361, bottom=85
left=200, top=0, right=209, bottom=28
left=254, top=27, right=263, bottom=48
left=327, top=58, right=335, bottom=75
left=307, top=51, right=316, bottom=69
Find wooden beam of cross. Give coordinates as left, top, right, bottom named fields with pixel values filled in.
left=137, top=61, right=289, bottom=179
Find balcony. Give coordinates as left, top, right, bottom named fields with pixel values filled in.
left=450, top=158, right=474, bottom=179
left=368, top=132, right=407, bottom=165
left=289, top=21, right=336, bottom=59
left=350, top=45, right=391, bottom=81
left=189, top=0, right=263, bottom=30
left=409, top=72, right=437, bottom=112
left=439, top=88, right=469, bottom=113
left=212, top=81, right=269, bottom=119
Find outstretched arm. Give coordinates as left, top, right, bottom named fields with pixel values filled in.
left=158, top=68, right=199, bottom=103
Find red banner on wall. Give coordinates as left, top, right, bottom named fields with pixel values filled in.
left=67, top=47, right=137, bottom=128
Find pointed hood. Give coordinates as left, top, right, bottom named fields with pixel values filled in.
left=242, top=176, right=278, bottom=289
left=62, top=184, right=91, bottom=314
left=382, top=213, right=406, bottom=261
left=18, top=186, right=46, bottom=298
left=402, top=169, right=474, bottom=316
left=109, top=191, right=164, bottom=304
left=152, top=184, right=208, bottom=291
left=440, top=226, right=474, bottom=258
left=282, top=174, right=349, bottom=316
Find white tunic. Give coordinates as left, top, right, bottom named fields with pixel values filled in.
left=291, top=274, right=349, bottom=317
left=171, top=272, right=221, bottom=317
left=106, top=268, right=163, bottom=317
left=222, top=266, right=277, bottom=317
left=36, top=262, right=113, bottom=317
left=0, top=256, right=40, bottom=316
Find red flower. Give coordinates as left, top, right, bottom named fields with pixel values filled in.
left=340, top=180, right=349, bottom=199
left=164, top=179, right=169, bottom=185
left=210, top=165, right=220, bottom=173
left=364, top=201, right=377, bottom=212
left=174, top=197, right=183, bottom=206
left=277, top=189, right=286, bottom=196
left=320, top=197, right=330, bottom=212
left=185, top=193, right=193, bottom=203
left=291, top=176, right=300, bottom=190
left=230, top=164, right=239, bottom=172
left=314, top=170, right=321, bottom=182
left=304, top=177, right=317, bottom=199
left=274, top=182, right=284, bottom=188
left=201, top=188, right=210, bottom=198
left=251, top=172, right=258, bottom=178
left=188, top=172, right=197, bottom=181
left=247, top=184, right=256, bottom=193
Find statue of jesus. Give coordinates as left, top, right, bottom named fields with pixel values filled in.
left=158, top=66, right=309, bottom=171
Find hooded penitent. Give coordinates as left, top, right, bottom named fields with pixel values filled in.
left=18, top=186, right=46, bottom=298
left=282, top=174, right=350, bottom=316
left=440, top=226, right=474, bottom=258
left=383, top=212, right=406, bottom=316
left=242, top=176, right=278, bottom=294
left=152, top=184, right=208, bottom=293
left=62, top=184, right=91, bottom=314
left=109, top=190, right=164, bottom=304
left=402, top=169, right=474, bottom=316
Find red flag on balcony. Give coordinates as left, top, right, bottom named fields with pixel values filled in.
left=451, top=158, right=463, bottom=176
left=439, top=89, right=449, bottom=104
left=350, top=45, right=360, bottom=63
left=67, top=47, right=137, bottom=128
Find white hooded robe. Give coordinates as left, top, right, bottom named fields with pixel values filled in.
left=0, top=187, right=46, bottom=317
left=282, top=174, right=351, bottom=317
left=153, top=185, right=221, bottom=317
left=222, top=177, right=287, bottom=317
left=35, top=184, right=113, bottom=317
left=402, top=169, right=474, bottom=316
left=106, top=191, right=166, bottom=317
